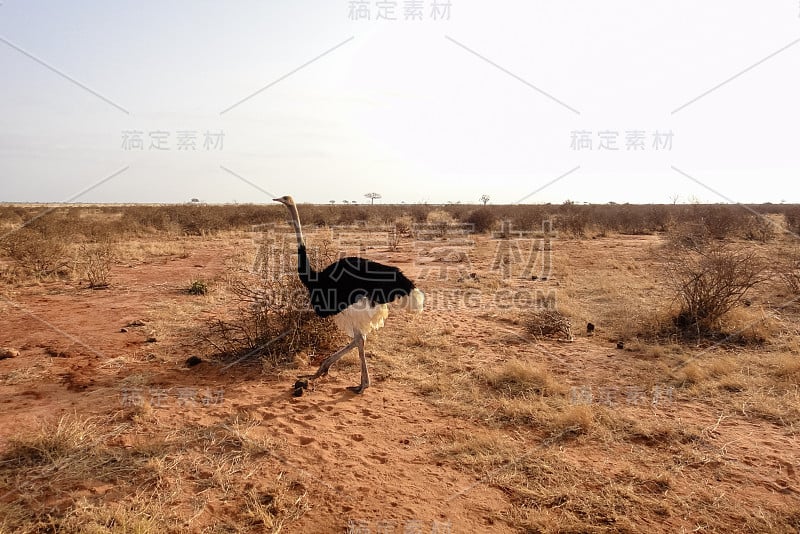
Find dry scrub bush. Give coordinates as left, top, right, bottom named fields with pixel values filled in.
left=426, top=209, right=455, bottom=238
left=0, top=227, right=71, bottom=280
left=78, top=242, right=116, bottom=288
left=784, top=206, right=800, bottom=235
left=694, top=204, right=745, bottom=240
left=393, top=215, right=414, bottom=237
left=665, top=244, right=768, bottom=338
left=779, top=254, right=800, bottom=295
left=666, top=220, right=711, bottom=251
left=743, top=214, right=777, bottom=242
left=557, top=202, right=590, bottom=237
left=465, top=207, right=497, bottom=233
left=669, top=205, right=781, bottom=242
left=187, top=279, right=209, bottom=295
left=526, top=309, right=573, bottom=340
left=207, top=233, right=344, bottom=366
left=2, top=203, right=797, bottom=243
left=387, top=226, right=401, bottom=251
left=119, top=204, right=282, bottom=235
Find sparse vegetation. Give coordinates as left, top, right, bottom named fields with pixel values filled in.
left=1, top=227, right=71, bottom=280
left=2, top=202, right=800, bottom=533
left=779, top=253, right=800, bottom=295
left=387, top=225, right=401, bottom=251
left=80, top=241, right=115, bottom=288
left=205, top=233, right=344, bottom=367
left=187, top=279, right=209, bottom=295
left=0, top=413, right=307, bottom=532
left=426, top=209, right=455, bottom=238
left=664, top=243, right=768, bottom=338
left=483, top=360, right=566, bottom=397
left=526, top=309, right=573, bottom=340
left=465, top=207, right=497, bottom=233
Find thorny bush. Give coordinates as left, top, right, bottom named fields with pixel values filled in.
left=205, top=232, right=345, bottom=366
left=665, top=243, right=768, bottom=337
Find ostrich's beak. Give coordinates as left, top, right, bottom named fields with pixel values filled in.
left=273, top=198, right=284, bottom=204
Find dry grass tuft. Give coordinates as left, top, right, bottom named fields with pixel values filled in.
left=617, top=416, right=702, bottom=447
left=437, top=431, right=675, bottom=532
left=437, top=430, right=521, bottom=471
left=526, top=309, right=573, bottom=340
left=545, top=404, right=595, bottom=441
left=2, top=413, right=100, bottom=467
left=0, top=412, right=307, bottom=532
left=721, top=306, right=780, bottom=345
left=672, top=361, right=707, bottom=386
left=772, top=354, right=800, bottom=380
left=0, top=414, right=162, bottom=531
left=244, top=481, right=310, bottom=532
left=482, top=360, right=566, bottom=397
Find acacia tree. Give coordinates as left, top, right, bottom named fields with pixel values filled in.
left=364, top=192, right=382, bottom=205
left=479, top=194, right=490, bottom=205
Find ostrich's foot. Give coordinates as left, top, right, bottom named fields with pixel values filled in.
left=298, top=368, right=327, bottom=380
left=300, top=338, right=359, bottom=383
left=346, top=381, right=370, bottom=394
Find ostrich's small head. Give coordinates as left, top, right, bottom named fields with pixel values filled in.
left=273, top=195, right=295, bottom=206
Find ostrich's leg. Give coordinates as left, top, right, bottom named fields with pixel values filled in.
left=303, top=336, right=359, bottom=379
left=346, top=334, right=370, bottom=394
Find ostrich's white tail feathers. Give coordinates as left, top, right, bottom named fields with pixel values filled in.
left=333, top=298, right=389, bottom=337
left=394, top=288, right=424, bottom=313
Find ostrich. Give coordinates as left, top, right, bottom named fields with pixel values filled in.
left=274, top=195, right=424, bottom=393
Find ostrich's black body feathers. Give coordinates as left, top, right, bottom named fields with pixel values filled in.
left=297, top=245, right=415, bottom=318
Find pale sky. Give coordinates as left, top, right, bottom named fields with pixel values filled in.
left=1, top=1, right=798, bottom=204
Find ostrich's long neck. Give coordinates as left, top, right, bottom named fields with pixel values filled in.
left=287, top=203, right=313, bottom=286
left=287, top=204, right=305, bottom=248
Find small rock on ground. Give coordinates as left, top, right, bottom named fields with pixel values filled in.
left=0, top=348, right=20, bottom=360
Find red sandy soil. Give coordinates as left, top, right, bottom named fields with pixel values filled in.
left=1, top=234, right=798, bottom=532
